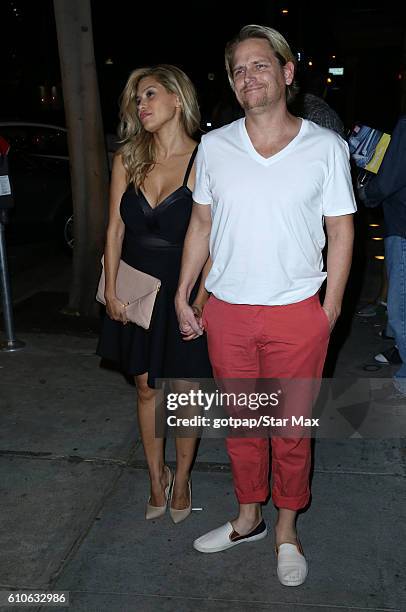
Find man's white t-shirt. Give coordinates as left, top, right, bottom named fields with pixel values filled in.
left=193, top=118, right=357, bottom=305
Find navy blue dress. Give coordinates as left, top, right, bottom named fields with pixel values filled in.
left=97, top=147, right=212, bottom=387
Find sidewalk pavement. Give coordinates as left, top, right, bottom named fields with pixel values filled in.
left=0, top=243, right=405, bottom=612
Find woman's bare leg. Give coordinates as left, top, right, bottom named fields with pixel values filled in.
left=135, top=373, right=169, bottom=506
left=170, top=380, right=200, bottom=509
left=172, top=437, right=197, bottom=509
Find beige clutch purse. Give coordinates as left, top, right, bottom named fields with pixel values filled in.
left=96, top=257, right=161, bottom=329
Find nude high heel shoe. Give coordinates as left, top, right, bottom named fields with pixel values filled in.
left=169, top=477, right=192, bottom=524
left=145, top=465, right=172, bottom=520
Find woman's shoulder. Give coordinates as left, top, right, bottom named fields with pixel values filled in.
left=110, top=152, right=130, bottom=191
left=184, top=139, right=199, bottom=155
left=112, top=151, right=125, bottom=171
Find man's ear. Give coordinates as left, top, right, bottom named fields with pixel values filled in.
left=283, top=61, right=295, bottom=86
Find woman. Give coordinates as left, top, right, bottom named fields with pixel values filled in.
left=97, top=65, right=212, bottom=523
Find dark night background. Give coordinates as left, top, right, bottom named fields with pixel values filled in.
left=0, top=7, right=405, bottom=602
left=1, top=0, right=406, bottom=134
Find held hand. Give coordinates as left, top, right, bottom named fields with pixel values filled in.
left=355, top=171, right=369, bottom=204
left=356, top=183, right=367, bottom=203
left=356, top=170, right=371, bottom=190
left=176, top=300, right=203, bottom=341
left=106, top=295, right=128, bottom=325
left=179, top=304, right=205, bottom=341
left=191, top=303, right=204, bottom=329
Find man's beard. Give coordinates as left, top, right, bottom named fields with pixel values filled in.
left=241, top=91, right=270, bottom=111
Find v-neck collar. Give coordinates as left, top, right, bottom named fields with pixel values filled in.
left=139, top=185, right=189, bottom=212
left=137, top=145, right=197, bottom=211
left=239, top=117, right=306, bottom=166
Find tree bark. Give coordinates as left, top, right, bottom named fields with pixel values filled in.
left=53, top=0, right=108, bottom=316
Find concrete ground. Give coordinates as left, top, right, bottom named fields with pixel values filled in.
left=0, top=236, right=405, bottom=612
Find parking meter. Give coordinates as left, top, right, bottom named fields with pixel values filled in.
left=0, top=136, right=24, bottom=351
left=0, top=136, right=13, bottom=217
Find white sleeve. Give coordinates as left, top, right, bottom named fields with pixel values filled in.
left=323, top=137, right=358, bottom=216
left=192, top=140, right=212, bottom=205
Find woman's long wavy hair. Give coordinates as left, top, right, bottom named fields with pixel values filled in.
left=117, top=65, right=201, bottom=189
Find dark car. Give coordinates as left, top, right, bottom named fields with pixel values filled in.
left=0, top=122, right=72, bottom=248
left=0, top=122, right=117, bottom=250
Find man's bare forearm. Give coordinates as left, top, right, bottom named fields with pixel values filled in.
left=175, top=203, right=212, bottom=338
left=176, top=206, right=211, bottom=304
left=323, top=215, right=354, bottom=325
left=193, top=256, right=212, bottom=310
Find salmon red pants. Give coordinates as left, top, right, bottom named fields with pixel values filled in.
left=202, top=294, right=330, bottom=510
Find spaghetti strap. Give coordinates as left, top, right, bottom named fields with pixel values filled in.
left=182, top=146, right=198, bottom=186
left=97, top=140, right=212, bottom=388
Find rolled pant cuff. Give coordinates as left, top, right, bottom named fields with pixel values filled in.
left=272, top=491, right=310, bottom=511
left=236, top=487, right=269, bottom=504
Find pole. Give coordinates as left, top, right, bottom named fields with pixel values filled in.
left=0, top=210, right=25, bottom=351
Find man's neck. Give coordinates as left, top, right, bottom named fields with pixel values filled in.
left=244, top=110, right=302, bottom=160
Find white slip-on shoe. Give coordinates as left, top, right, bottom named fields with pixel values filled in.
left=276, top=541, right=308, bottom=587
left=193, top=519, right=267, bottom=553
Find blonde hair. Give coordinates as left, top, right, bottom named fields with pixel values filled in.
left=117, top=65, right=200, bottom=188
left=225, top=24, right=299, bottom=103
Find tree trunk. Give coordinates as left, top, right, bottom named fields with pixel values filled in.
left=53, top=0, right=108, bottom=316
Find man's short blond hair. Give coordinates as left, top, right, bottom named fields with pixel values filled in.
left=225, top=24, right=299, bottom=103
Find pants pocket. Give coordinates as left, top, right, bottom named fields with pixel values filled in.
left=318, top=304, right=331, bottom=335
left=202, top=296, right=212, bottom=330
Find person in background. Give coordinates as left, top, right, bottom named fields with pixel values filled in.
left=358, top=115, right=406, bottom=401
left=97, top=65, right=212, bottom=524
left=176, top=25, right=356, bottom=585
left=289, top=71, right=345, bottom=137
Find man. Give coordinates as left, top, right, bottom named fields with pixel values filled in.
left=290, top=91, right=345, bottom=137
left=175, top=25, right=356, bottom=586
left=358, top=115, right=406, bottom=402
left=288, top=69, right=345, bottom=138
